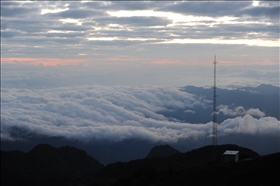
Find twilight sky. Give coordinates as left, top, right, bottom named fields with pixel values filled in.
left=1, top=1, right=279, bottom=155
left=1, top=0, right=279, bottom=87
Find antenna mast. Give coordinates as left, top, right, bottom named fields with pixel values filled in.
left=212, top=55, right=218, bottom=146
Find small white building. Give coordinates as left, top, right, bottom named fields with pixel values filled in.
left=223, top=150, right=239, bottom=163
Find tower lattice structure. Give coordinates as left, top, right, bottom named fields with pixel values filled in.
left=212, top=56, right=218, bottom=146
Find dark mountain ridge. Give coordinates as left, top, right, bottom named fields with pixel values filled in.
left=106, top=144, right=279, bottom=186
left=1, top=144, right=104, bottom=186
left=145, top=144, right=180, bottom=158
left=2, top=143, right=267, bottom=186
left=112, top=152, right=280, bottom=186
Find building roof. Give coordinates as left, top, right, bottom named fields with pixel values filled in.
left=223, top=150, right=239, bottom=155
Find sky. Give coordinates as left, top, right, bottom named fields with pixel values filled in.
left=1, top=0, right=279, bottom=87
left=1, top=1, right=279, bottom=155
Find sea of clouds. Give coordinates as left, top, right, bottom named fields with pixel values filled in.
left=1, top=85, right=279, bottom=147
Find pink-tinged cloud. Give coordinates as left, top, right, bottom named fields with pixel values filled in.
left=91, top=57, right=144, bottom=65
left=106, top=57, right=142, bottom=62
left=142, top=59, right=215, bottom=66
left=146, top=59, right=183, bottom=65
left=1, top=58, right=90, bottom=66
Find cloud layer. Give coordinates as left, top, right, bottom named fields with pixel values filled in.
left=1, top=1, right=279, bottom=66
left=1, top=85, right=279, bottom=144
left=218, top=105, right=265, bottom=118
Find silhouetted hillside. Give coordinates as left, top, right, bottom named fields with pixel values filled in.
left=1, top=144, right=104, bottom=186
left=2, top=143, right=279, bottom=186
left=113, top=152, right=280, bottom=186
left=146, top=144, right=180, bottom=158
left=1, top=137, right=156, bottom=165
left=77, top=144, right=260, bottom=185
left=111, top=145, right=279, bottom=186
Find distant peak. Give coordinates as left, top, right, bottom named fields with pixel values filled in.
left=29, top=143, right=56, bottom=153
left=146, top=144, right=180, bottom=159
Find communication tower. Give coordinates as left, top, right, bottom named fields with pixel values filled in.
left=212, top=56, right=218, bottom=146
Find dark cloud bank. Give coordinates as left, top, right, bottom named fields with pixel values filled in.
left=1, top=85, right=279, bottom=164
